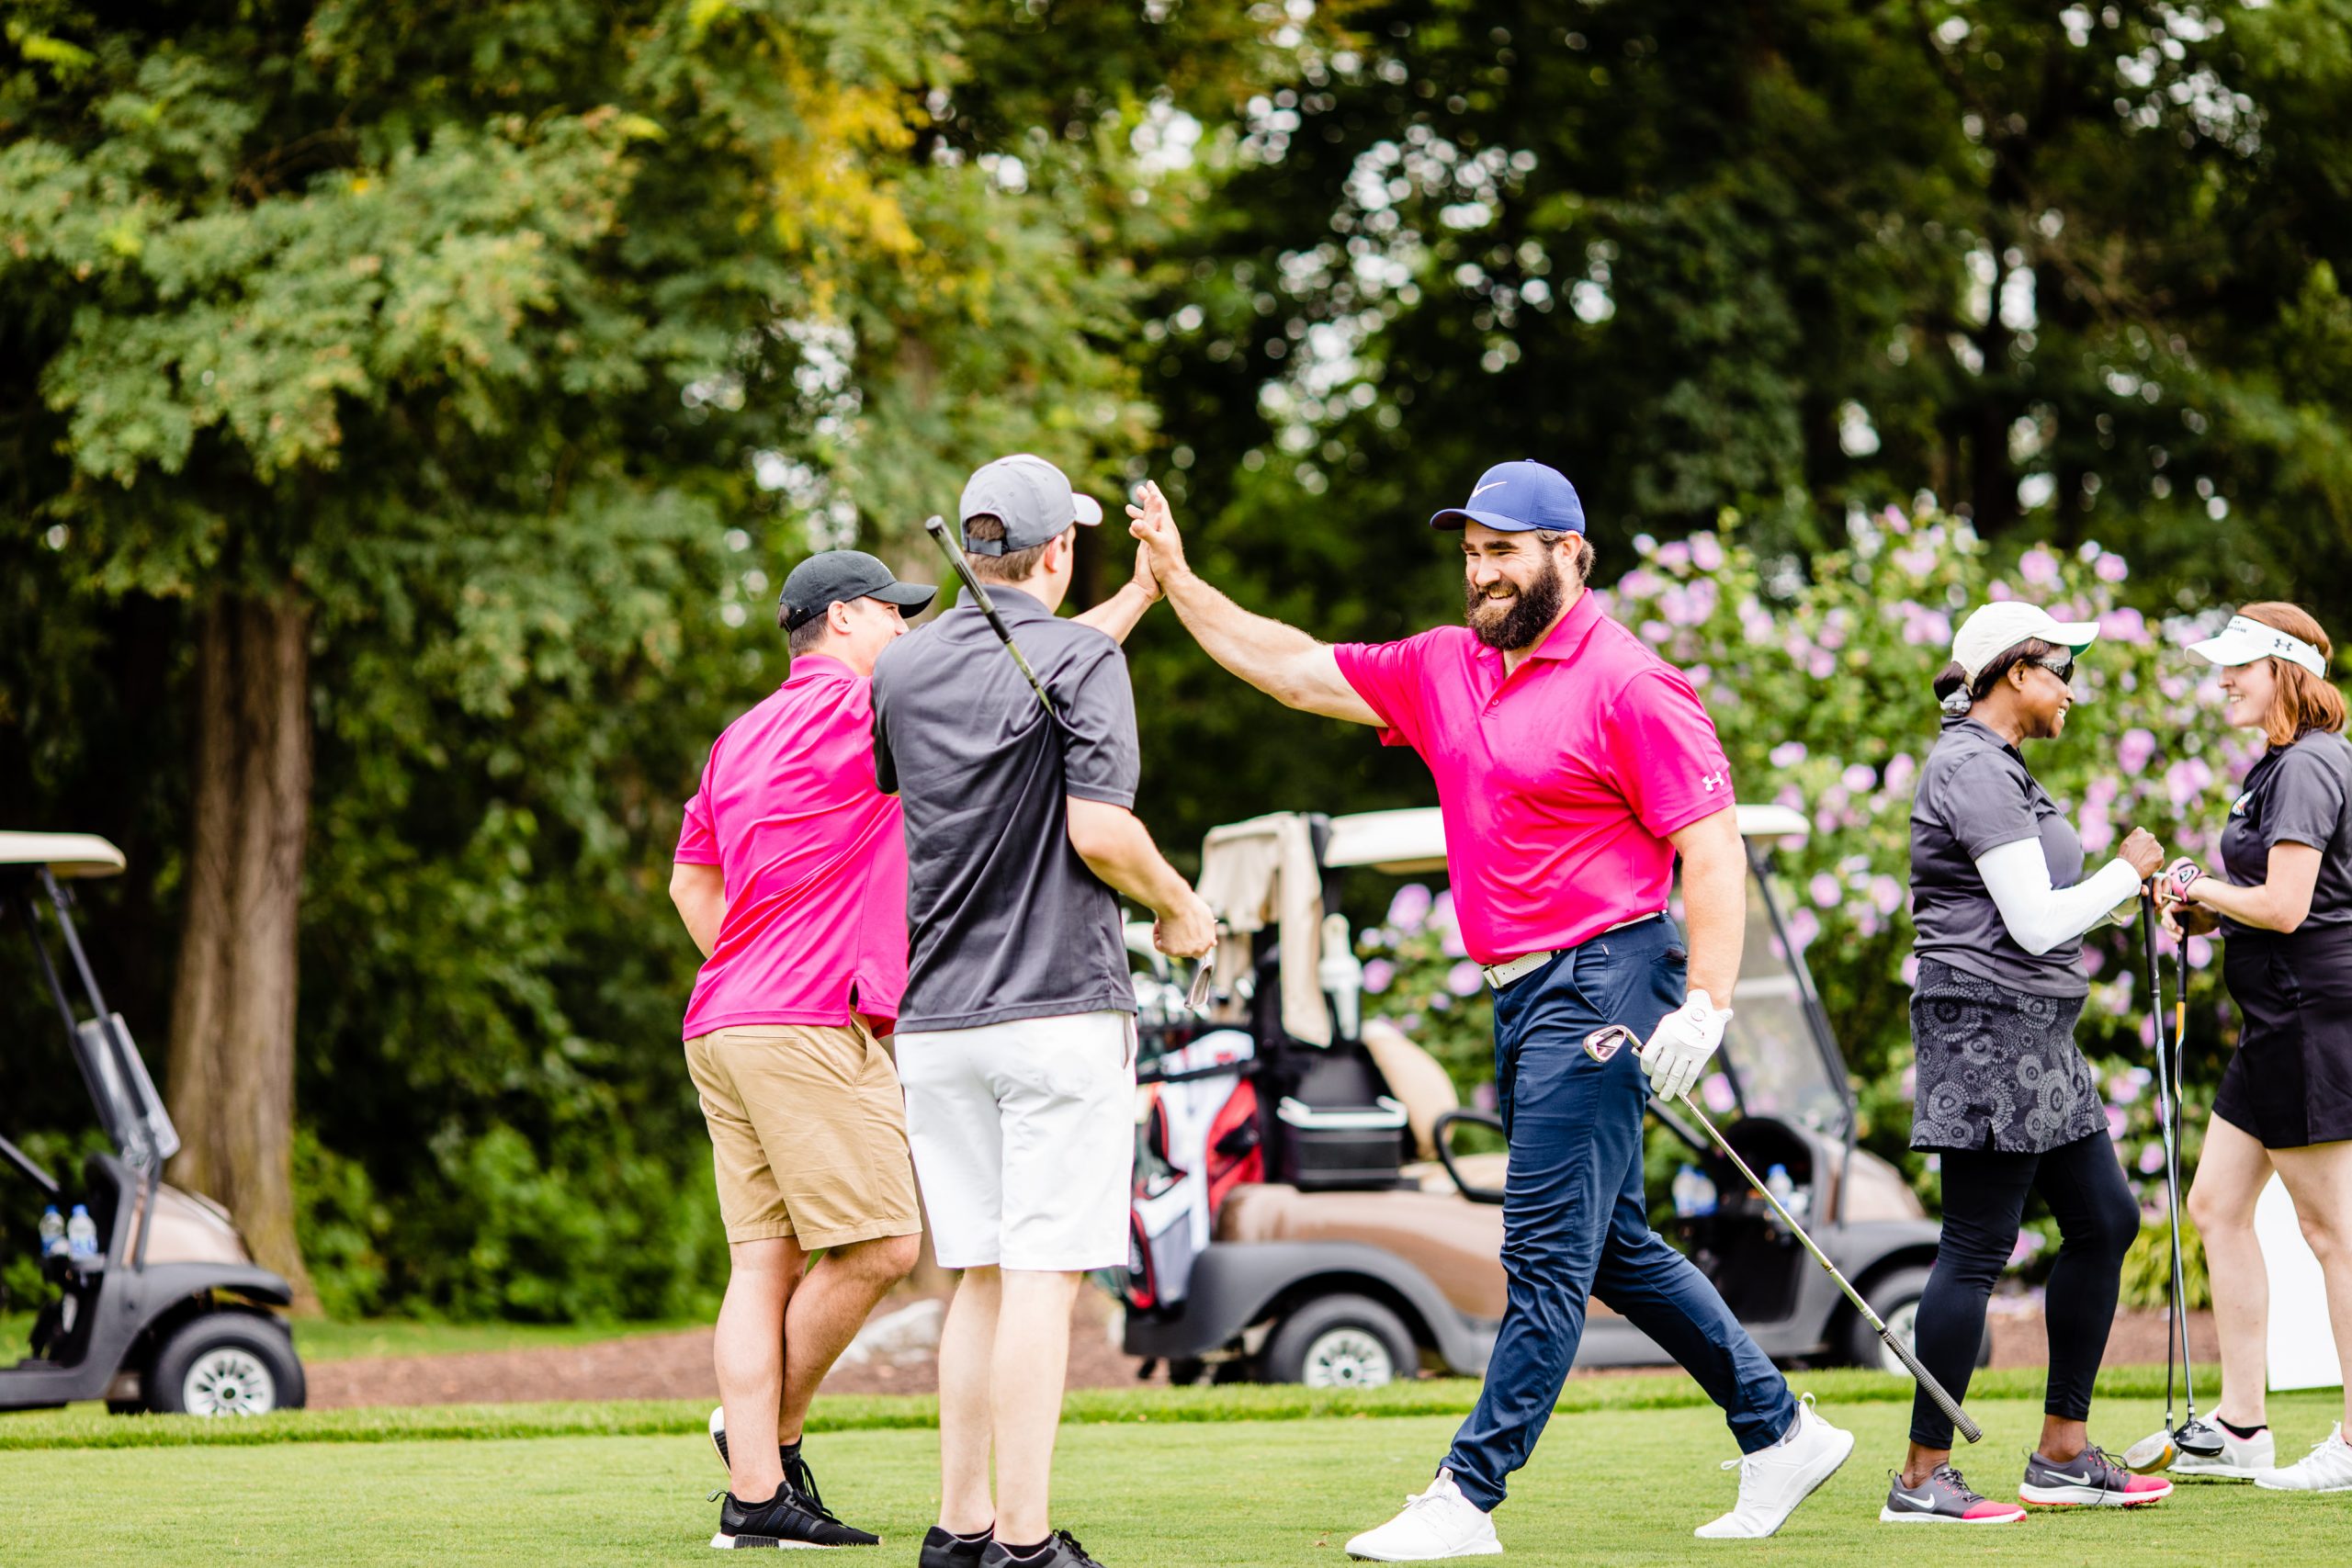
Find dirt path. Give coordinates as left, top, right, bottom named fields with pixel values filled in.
left=307, top=1296, right=2218, bottom=1411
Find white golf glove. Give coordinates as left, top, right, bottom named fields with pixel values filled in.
left=1641, top=989, right=1732, bottom=1103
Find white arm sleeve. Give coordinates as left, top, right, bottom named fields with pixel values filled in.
left=1975, top=839, right=2144, bottom=955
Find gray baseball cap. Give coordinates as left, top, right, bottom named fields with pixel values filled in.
left=957, top=454, right=1105, bottom=556
left=777, top=549, right=935, bottom=632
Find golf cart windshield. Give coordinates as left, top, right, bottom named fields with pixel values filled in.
left=1717, top=870, right=1849, bottom=1138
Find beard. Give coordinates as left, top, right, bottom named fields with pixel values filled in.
left=1464, top=550, right=1567, bottom=650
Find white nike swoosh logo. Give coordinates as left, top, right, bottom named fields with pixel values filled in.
left=1471, top=481, right=1506, bottom=498
left=1894, top=1494, right=1937, bottom=1510
left=2042, top=1470, right=2092, bottom=1484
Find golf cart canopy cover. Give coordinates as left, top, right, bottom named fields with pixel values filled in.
left=0, top=833, right=127, bottom=878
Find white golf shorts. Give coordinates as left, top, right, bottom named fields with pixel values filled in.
left=895, top=1009, right=1136, bottom=1272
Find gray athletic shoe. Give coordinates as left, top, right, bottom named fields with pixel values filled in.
left=1878, top=1464, right=2025, bottom=1524
left=2018, top=1445, right=2173, bottom=1507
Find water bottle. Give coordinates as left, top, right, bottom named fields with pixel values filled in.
left=1671, top=1164, right=1717, bottom=1218
left=38, top=1205, right=67, bottom=1259
left=65, top=1203, right=99, bottom=1261
left=1764, top=1164, right=1797, bottom=1220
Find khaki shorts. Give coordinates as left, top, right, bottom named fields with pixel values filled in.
left=684, top=1021, right=922, bottom=1248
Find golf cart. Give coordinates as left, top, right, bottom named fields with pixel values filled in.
left=1117, top=804, right=1974, bottom=1388
left=2, top=833, right=306, bottom=1416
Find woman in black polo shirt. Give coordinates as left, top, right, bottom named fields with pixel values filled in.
left=1877, top=602, right=2169, bottom=1525
left=2163, top=603, right=2352, bottom=1493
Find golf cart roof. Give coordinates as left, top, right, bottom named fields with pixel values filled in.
left=0, top=833, right=127, bottom=879
left=1321, top=804, right=1809, bottom=875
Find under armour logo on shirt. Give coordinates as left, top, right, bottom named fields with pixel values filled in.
left=1702, top=771, right=1726, bottom=793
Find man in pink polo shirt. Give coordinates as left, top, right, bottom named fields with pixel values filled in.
left=1129, top=463, right=1852, bottom=1555
left=670, top=548, right=936, bottom=1551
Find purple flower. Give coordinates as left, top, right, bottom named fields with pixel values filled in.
left=2108, top=1073, right=2141, bottom=1104
left=1691, top=534, right=1725, bottom=571
left=1841, top=762, right=1875, bottom=793
left=1893, top=545, right=1939, bottom=579
left=2078, top=802, right=2114, bottom=855
left=2119, top=728, right=2158, bottom=775
left=1774, top=784, right=1805, bottom=812
left=1387, top=883, right=1432, bottom=934
left=1472, top=1080, right=1498, bottom=1111
left=1809, top=873, right=1842, bottom=908
left=2099, top=606, right=2148, bottom=643
left=1657, top=540, right=1692, bottom=570
left=1806, top=649, right=1836, bottom=680
left=1618, top=568, right=1662, bottom=600
left=2020, top=548, right=2061, bottom=586
left=1787, top=908, right=1819, bottom=951
left=2139, top=1142, right=2165, bottom=1175
left=1641, top=619, right=1672, bottom=646
left=1701, top=1074, right=1736, bottom=1113
left=1902, top=953, right=1921, bottom=987
left=2105, top=1106, right=2128, bottom=1141
left=1884, top=753, right=1918, bottom=795
left=1770, top=740, right=1808, bottom=768
left=2007, top=1229, right=2046, bottom=1267
left=2188, top=935, right=2214, bottom=970
left=1870, top=875, right=1903, bottom=916
left=1363, top=959, right=1395, bottom=995
left=1901, top=1063, right=1917, bottom=1098
left=1446, top=960, right=1482, bottom=997
left=2082, top=946, right=2103, bottom=976
left=1989, top=581, right=2016, bottom=603
left=2096, top=553, right=2130, bottom=583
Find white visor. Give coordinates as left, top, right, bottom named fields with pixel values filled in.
left=2188, top=615, right=2327, bottom=676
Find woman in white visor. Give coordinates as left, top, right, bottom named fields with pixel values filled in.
left=2160, top=604, right=2352, bottom=1493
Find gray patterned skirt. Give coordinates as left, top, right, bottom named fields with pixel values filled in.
left=1909, top=958, right=2105, bottom=1154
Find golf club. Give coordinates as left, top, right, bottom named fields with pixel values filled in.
left=921, top=513, right=1075, bottom=733
left=2122, top=891, right=2222, bottom=1472
left=1185, top=953, right=1216, bottom=1013
left=1584, top=1022, right=1984, bottom=1445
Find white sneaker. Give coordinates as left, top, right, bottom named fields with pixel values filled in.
left=2256, top=1424, right=2352, bottom=1493
left=1693, top=1393, right=1856, bottom=1539
left=2169, top=1419, right=2274, bottom=1479
left=1344, top=1468, right=1503, bottom=1561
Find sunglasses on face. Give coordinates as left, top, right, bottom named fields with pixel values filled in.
left=2029, top=652, right=2076, bottom=683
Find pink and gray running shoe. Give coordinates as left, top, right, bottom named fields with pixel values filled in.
left=2019, top=1445, right=2173, bottom=1507
left=1879, top=1464, right=2026, bottom=1524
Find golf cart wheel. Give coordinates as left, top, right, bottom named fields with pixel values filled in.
left=1843, top=1267, right=1992, bottom=1373
left=147, top=1313, right=306, bottom=1417
left=1263, top=1294, right=1416, bottom=1390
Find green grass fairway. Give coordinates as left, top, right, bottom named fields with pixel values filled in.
left=0, top=1312, right=695, bottom=1365
left=2, top=1390, right=2346, bottom=1566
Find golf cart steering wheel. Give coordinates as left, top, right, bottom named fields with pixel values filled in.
left=1432, top=1109, right=1507, bottom=1205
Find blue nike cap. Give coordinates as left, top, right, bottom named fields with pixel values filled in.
left=1429, top=459, right=1586, bottom=535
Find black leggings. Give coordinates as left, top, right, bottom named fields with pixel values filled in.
left=1909, top=1129, right=2141, bottom=1449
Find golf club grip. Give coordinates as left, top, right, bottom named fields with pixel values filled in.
left=1883, top=1324, right=1983, bottom=1444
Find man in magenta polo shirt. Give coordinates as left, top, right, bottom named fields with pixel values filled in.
left=1128, top=463, right=1852, bottom=1555
left=669, top=548, right=937, bottom=1551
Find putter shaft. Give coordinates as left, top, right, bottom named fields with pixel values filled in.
left=1585, top=1023, right=1983, bottom=1443
left=921, top=514, right=1069, bottom=729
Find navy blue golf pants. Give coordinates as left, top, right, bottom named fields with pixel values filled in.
left=1441, top=916, right=1798, bottom=1511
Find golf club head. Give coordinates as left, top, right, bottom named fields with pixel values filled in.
left=2121, top=1429, right=2177, bottom=1474
left=1184, top=954, right=1215, bottom=1013
left=2173, top=1416, right=2226, bottom=1459
left=1583, top=1023, right=1642, bottom=1065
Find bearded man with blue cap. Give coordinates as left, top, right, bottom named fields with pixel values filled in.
left=1128, top=459, right=1854, bottom=1555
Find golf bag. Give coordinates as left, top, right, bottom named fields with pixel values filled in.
left=1122, top=1029, right=1261, bottom=1313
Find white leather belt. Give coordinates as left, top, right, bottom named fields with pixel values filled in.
left=1479, top=911, right=1670, bottom=992
left=1480, top=951, right=1555, bottom=990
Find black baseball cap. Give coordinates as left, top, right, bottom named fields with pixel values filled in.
left=777, top=549, right=935, bottom=632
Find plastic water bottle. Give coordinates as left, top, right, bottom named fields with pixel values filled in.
left=38, top=1205, right=67, bottom=1259
left=65, top=1203, right=99, bottom=1261
left=1764, top=1164, right=1796, bottom=1214
left=1671, top=1164, right=1717, bottom=1217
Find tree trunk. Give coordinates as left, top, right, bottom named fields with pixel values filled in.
left=164, top=588, right=317, bottom=1310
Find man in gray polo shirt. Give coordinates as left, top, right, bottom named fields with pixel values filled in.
left=872, top=454, right=1215, bottom=1568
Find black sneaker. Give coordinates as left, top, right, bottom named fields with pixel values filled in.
left=921, top=1525, right=994, bottom=1568
left=978, top=1531, right=1103, bottom=1568
left=709, top=1483, right=881, bottom=1550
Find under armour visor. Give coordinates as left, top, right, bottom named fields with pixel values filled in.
left=2189, top=614, right=2329, bottom=676
left=1430, top=458, right=1586, bottom=534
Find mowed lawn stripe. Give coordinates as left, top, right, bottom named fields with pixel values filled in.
left=1, top=1396, right=2346, bottom=1567
left=0, top=1364, right=2226, bottom=1450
